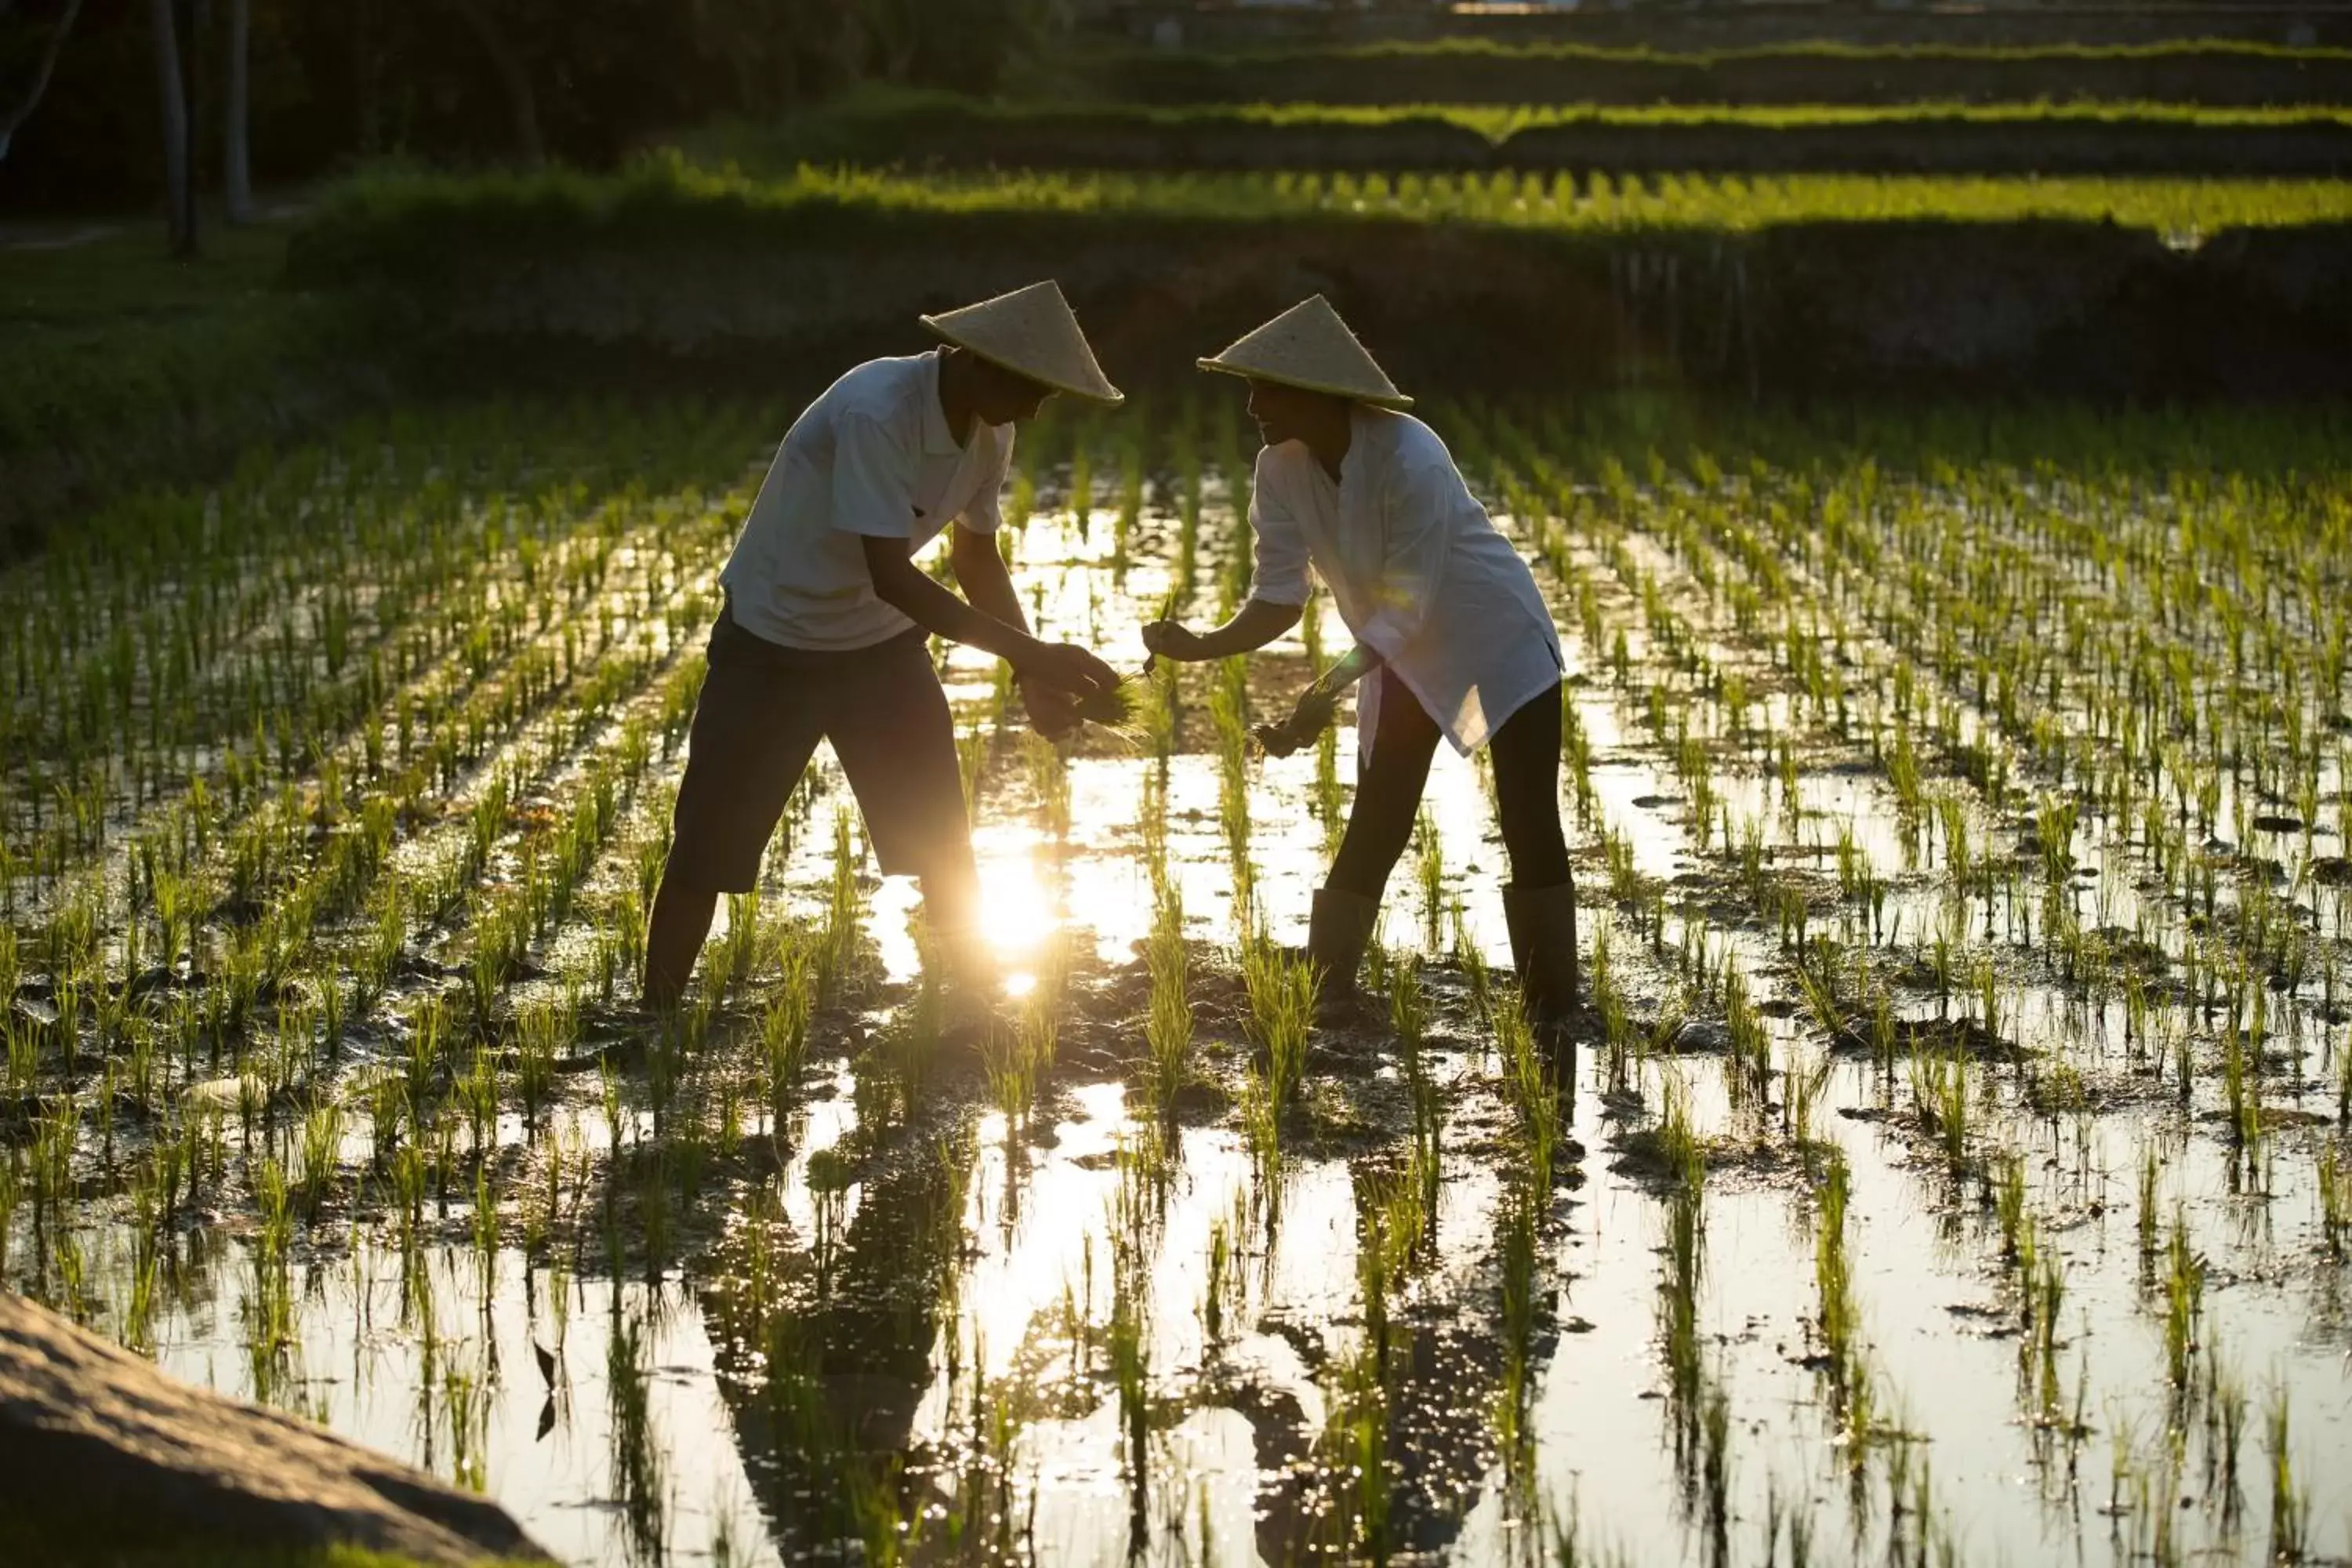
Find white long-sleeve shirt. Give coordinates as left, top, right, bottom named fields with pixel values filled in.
left=1247, top=406, right=1563, bottom=756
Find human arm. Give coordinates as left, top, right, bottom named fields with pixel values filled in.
left=1142, top=451, right=1313, bottom=662
left=862, top=533, right=1115, bottom=697
left=1256, top=641, right=1383, bottom=757
left=1140, top=597, right=1301, bottom=663
left=949, top=521, right=1083, bottom=737
left=833, top=412, right=1113, bottom=699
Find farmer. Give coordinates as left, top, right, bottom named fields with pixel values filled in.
left=1141, top=296, right=1581, bottom=1032
left=643, top=281, right=1124, bottom=1010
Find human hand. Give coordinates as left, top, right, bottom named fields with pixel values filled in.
left=1014, top=640, right=1120, bottom=699
left=1140, top=619, right=1209, bottom=663
left=1020, top=678, right=1083, bottom=742
left=1251, top=687, right=1337, bottom=758
left=1288, top=685, right=1338, bottom=741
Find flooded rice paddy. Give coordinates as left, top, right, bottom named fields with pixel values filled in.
left=2, top=395, right=2349, bottom=1566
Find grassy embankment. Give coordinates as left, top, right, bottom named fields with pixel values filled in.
left=0, top=217, right=368, bottom=556
left=13, top=147, right=2352, bottom=545
left=319, top=150, right=2352, bottom=243
left=676, top=88, right=2352, bottom=176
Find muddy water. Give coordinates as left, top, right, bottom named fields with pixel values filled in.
left=6, top=419, right=2350, bottom=1567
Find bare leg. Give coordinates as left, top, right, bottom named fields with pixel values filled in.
left=642, top=874, right=718, bottom=1011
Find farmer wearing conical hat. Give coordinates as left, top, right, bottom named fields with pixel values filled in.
left=1142, top=296, right=1580, bottom=1033
left=644, top=281, right=1123, bottom=1008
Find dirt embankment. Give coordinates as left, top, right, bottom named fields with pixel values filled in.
left=0, top=1292, right=553, bottom=1565
left=295, top=210, right=2352, bottom=402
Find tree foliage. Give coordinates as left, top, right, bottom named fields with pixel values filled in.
left=0, top=0, right=1065, bottom=209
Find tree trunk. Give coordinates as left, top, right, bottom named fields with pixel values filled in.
left=148, top=0, right=197, bottom=256
left=352, top=0, right=380, bottom=157
left=0, top=0, right=86, bottom=164
left=222, top=0, right=250, bottom=223
left=448, top=0, right=543, bottom=166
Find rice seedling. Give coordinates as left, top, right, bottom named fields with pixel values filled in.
left=818, top=807, right=865, bottom=995
left=1659, top=1153, right=1708, bottom=1470
left=2319, top=1142, right=2349, bottom=1260
left=2267, top=1382, right=2308, bottom=1562
left=1022, top=730, right=1073, bottom=846
left=1505, top=1001, right=1562, bottom=1194
left=1238, top=935, right=1316, bottom=1173
left=2164, top=1212, right=2206, bottom=1395
left=1144, top=880, right=1191, bottom=1113
left=760, top=939, right=814, bottom=1134
left=1412, top=810, right=1446, bottom=953
left=1910, top=1046, right=1974, bottom=1180
left=1812, top=1150, right=1876, bottom=1446
left=11, top=357, right=2352, bottom=1566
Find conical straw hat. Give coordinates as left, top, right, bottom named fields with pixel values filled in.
left=1196, top=295, right=1412, bottom=411
left=920, top=280, right=1123, bottom=405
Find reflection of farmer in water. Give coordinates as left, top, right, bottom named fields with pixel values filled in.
left=1144, top=296, right=1582, bottom=1036
left=641, top=281, right=1123, bottom=1010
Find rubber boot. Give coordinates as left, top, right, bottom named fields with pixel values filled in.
left=1504, top=880, right=1583, bottom=1055
left=1306, top=887, right=1381, bottom=1025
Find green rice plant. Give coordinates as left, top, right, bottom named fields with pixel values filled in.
left=1138, top=658, right=1178, bottom=764
left=1413, top=810, right=1445, bottom=953
left=404, top=996, right=447, bottom=1129
left=471, top=1162, right=501, bottom=1288
left=1387, top=948, right=1427, bottom=1049
left=1973, top=956, right=2003, bottom=1045
left=2163, top=1212, right=2205, bottom=1393
left=1652, top=1070, right=1705, bottom=1195
left=1910, top=1047, right=1973, bottom=1179
left=1659, top=1157, right=1708, bottom=1461
left=713, top=891, right=764, bottom=1002
left=2210, top=1354, right=2249, bottom=1519
left=1240, top=934, right=1316, bottom=1168
left=2319, top=1142, right=2348, bottom=1260
left=1144, top=882, right=1191, bottom=1112
left=1497, top=996, right=1562, bottom=1194
left=1494, top=1185, right=1541, bottom=1489
left=2221, top=1024, right=2260, bottom=1155
left=1313, top=724, right=1345, bottom=858
left=2137, top=1142, right=2163, bottom=1273
left=761, top=938, right=815, bottom=1134
left=1450, top=896, right=1494, bottom=1028
left=1210, top=656, right=1254, bottom=914
left=818, top=807, right=864, bottom=996
left=980, top=1011, right=1033, bottom=1134
left=1022, top=730, right=1072, bottom=845
left=1200, top=1214, right=1232, bottom=1350
left=297, top=1092, right=346, bottom=1221
left=1109, top=1251, right=1151, bottom=1524
left=2266, top=1382, right=2307, bottom=1562
left=1991, top=1148, right=2030, bottom=1265
left=2021, top=1238, right=2067, bottom=1427
left=608, top=1308, right=667, bottom=1559
left=1722, top=966, right=1772, bottom=1112
left=514, top=995, right=571, bottom=1130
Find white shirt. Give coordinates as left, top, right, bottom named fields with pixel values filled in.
left=1248, top=406, right=1563, bottom=756
left=720, top=350, right=1012, bottom=651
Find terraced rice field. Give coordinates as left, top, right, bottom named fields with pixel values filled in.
left=2, top=393, right=2348, bottom=1566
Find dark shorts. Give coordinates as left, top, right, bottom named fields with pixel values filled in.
left=663, top=604, right=971, bottom=895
